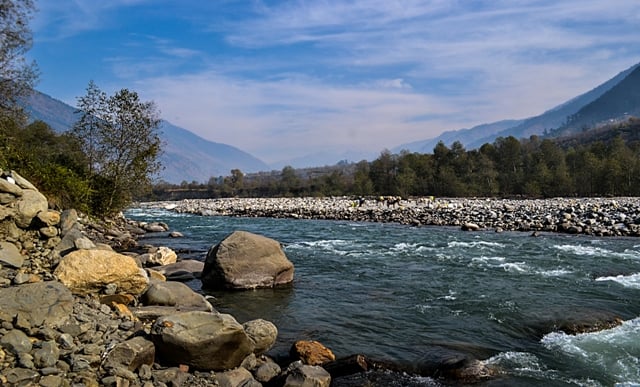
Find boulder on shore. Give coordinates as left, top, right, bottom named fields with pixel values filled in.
left=53, top=249, right=149, bottom=295
left=201, top=230, right=294, bottom=290
left=0, top=281, right=74, bottom=328
left=150, top=311, right=254, bottom=371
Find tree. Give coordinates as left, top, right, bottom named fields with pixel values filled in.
left=0, top=0, right=38, bottom=119
left=72, top=82, right=163, bottom=215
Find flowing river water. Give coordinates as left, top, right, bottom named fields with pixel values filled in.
left=126, top=207, right=640, bottom=386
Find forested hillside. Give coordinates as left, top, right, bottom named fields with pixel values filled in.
left=148, top=118, right=640, bottom=200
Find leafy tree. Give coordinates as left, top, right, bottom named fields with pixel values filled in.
left=369, top=149, right=397, bottom=195
left=0, top=0, right=38, bottom=119
left=352, top=160, right=374, bottom=196
left=279, top=166, right=300, bottom=196
left=72, top=82, right=163, bottom=215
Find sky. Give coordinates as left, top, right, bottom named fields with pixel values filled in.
left=28, top=0, right=640, bottom=166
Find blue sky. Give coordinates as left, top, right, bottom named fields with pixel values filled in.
left=29, top=0, right=640, bottom=165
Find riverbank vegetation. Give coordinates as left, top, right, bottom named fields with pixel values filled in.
left=150, top=117, right=640, bottom=201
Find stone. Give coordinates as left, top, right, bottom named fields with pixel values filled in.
left=59, top=209, right=79, bottom=236
left=52, top=225, right=85, bottom=256
left=461, top=222, right=481, bottom=231
left=169, top=231, right=184, bottom=238
left=283, top=361, right=331, bottom=387
left=290, top=340, right=336, bottom=366
left=147, top=246, right=178, bottom=266
left=150, top=311, right=254, bottom=371
left=37, top=210, right=61, bottom=226
left=103, top=336, right=155, bottom=372
left=4, top=367, right=40, bottom=385
left=215, top=367, right=260, bottom=387
left=151, top=367, right=190, bottom=386
left=39, top=226, right=58, bottom=238
left=0, top=192, right=17, bottom=204
left=141, top=281, right=213, bottom=311
left=34, top=341, right=60, bottom=368
left=142, top=222, right=168, bottom=232
left=9, top=170, right=37, bottom=190
left=53, top=249, right=149, bottom=295
left=0, top=329, right=32, bottom=355
left=154, top=260, right=204, bottom=279
left=39, top=375, right=64, bottom=387
left=243, top=319, right=278, bottom=356
left=0, top=241, right=24, bottom=268
left=0, top=177, right=23, bottom=196
left=0, top=281, right=74, bottom=327
left=254, top=360, right=281, bottom=383
left=201, top=230, right=294, bottom=290
left=74, top=236, right=97, bottom=250
left=13, top=189, right=48, bottom=228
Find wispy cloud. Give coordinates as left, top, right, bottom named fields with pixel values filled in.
left=31, top=0, right=640, bottom=165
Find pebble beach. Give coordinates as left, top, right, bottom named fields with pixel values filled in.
left=144, top=196, right=640, bottom=237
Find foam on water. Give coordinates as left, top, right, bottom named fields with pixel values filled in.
left=595, top=273, right=640, bottom=289
left=448, top=240, right=505, bottom=249
left=287, top=239, right=354, bottom=255
left=554, top=244, right=639, bottom=260
left=536, top=268, right=574, bottom=277
left=498, top=261, right=530, bottom=273
left=541, top=318, right=640, bottom=384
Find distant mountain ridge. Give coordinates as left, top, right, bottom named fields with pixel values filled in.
left=24, top=90, right=270, bottom=183
left=552, top=64, right=640, bottom=136
left=395, top=62, right=640, bottom=153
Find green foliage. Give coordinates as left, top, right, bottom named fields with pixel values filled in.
left=72, top=81, right=163, bottom=215
left=0, top=118, right=91, bottom=211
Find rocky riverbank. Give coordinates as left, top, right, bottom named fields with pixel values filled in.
left=144, top=196, right=640, bottom=237
left=2, top=169, right=637, bottom=387
left=0, top=171, right=352, bottom=386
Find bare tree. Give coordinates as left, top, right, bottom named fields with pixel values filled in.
left=0, top=0, right=38, bottom=119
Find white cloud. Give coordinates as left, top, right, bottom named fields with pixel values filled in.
left=135, top=71, right=458, bottom=163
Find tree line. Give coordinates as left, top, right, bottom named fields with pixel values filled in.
left=150, top=118, right=640, bottom=200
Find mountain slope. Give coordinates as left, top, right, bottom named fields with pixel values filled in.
left=395, top=62, right=640, bottom=152
left=23, top=90, right=269, bottom=183
left=469, top=62, right=640, bottom=148
left=394, top=119, right=523, bottom=154
left=552, top=65, right=640, bottom=136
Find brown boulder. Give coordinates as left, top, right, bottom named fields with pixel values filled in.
left=290, top=340, right=336, bottom=366
left=150, top=311, right=254, bottom=371
left=53, top=249, right=149, bottom=295
left=201, top=230, right=294, bottom=290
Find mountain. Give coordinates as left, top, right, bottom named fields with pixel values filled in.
left=23, top=90, right=270, bottom=183
left=551, top=64, right=640, bottom=136
left=271, top=149, right=376, bottom=170
left=393, top=119, right=523, bottom=154
left=395, top=62, right=640, bottom=152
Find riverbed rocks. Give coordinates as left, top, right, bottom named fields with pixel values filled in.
left=150, top=311, right=255, bottom=371
left=149, top=196, right=640, bottom=237
left=53, top=249, right=150, bottom=295
left=201, top=230, right=295, bottom=290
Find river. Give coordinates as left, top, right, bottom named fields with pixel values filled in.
left=126, top=207, right=640, bottom=386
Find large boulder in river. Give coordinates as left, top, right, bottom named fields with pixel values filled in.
left=201, top=230, right=294, bottom=290
left=150, top=311, right=254, bottom=371
left=53, top=249, right=149, bottom=295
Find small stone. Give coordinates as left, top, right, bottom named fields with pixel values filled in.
left=0, top=329, right=32, bottom=354
left=0, top=242, right=24, bottom=268
left=39, top=375, right=64, bottom=387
